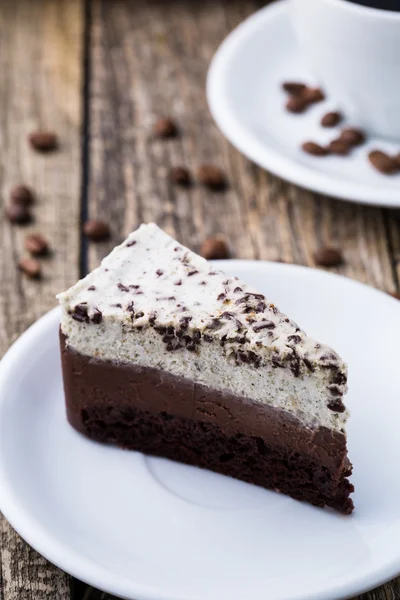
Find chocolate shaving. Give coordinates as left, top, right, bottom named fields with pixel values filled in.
left=118, top=283, right=129, bottom=292
left=290, top=350, right=301, bottom=377
left=91, top=308, right=103, bottom=324
left=179, top=316, right=192, bottom=330
left=71, top=303, right=89, bottom=323
left=328, top=384, right=343, bottom=397
left=253, top=321, right=275, bottom=332
left=327, top=399, right=346, bottom=413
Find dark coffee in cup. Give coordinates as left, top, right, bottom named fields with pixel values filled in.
left=346, top=0, right=400, bottom=11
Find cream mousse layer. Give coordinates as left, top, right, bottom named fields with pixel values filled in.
left=57, top=223, right=349, bottom=433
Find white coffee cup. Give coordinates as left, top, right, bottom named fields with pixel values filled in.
left=290, top=0, right=400, bottom=140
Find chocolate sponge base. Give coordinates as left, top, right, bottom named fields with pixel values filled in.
left=60, top=332, right=354, bottom=514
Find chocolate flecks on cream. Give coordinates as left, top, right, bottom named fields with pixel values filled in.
left=91, top=308, right=103, bottom=324
left=57, top=223, right=349, bottom=431
left=58, top=223, right=346, bottom=377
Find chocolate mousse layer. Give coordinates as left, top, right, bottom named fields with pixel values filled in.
left=61, top=333, right=354, bottom=514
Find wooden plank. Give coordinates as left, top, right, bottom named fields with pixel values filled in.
left=0, top=0, right=83, bottom=598
left=84, top=1, right=400, bottom=599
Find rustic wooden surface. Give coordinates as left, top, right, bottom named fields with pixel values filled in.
left=0, top=0, right=399, bottom=599
left=0, top=0, right=83, bottom=599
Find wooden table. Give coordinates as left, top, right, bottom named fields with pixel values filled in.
left=0, top=0, right=399, bottom=598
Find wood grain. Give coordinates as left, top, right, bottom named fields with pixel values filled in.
left=0, top=0, right=83, bottom=598
left=85, top=1, right=399, bottom=599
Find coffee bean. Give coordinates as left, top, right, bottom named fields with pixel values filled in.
left=339, top=128, right=365, bottom=146
left=28, top=131, right=58, bottom=152
left=321, top=111, right=342, bottom=128
left=201, top=236, right=230, bottom=260
left=197, top=165, right=227, bottom=190
left=282, top=82, right=307, bottom=96
left=169, top=166, right=191, bottom=186
left=314, top=247, right=343, bottom=267
left=25, top=233, right=49, bottom=256
left=301, top=141, right=328, bottom=156
left=303, top=87, right=325, bottom=104
left=83, top=220, right=110, bottom=241
left=286, top=96, right=309, bottom=114
left=328, top=139, right=351, bottom=156
left=368, top=150, right=398, bottom=175
left=10, top=185, right=35, bottom=206
left=18, top=257, right=41, bottom=279
left=5, top=203, right=32, bottom=225
left=153, top=117, right=178, bottom=139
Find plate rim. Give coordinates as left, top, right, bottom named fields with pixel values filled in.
left=0, top=260, right=400, bottom=600
left=206, top=1, right=400, bottom=208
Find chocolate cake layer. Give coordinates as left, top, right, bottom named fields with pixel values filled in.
left=60, top=333, right=354, bottom=514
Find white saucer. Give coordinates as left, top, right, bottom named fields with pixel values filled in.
left=1, top=261, right=400, bottom=600
left=207, top=1, right=400, bottom=207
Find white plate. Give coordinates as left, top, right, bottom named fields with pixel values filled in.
left=207, top=1, right=400, bottom=207
left=1, top=261, right=400, bottom=600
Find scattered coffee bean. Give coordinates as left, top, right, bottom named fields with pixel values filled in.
left=201, top=236, right=230, bottom=260
left=301, top=141, right=328, bottom=156
left=313, top=247, right=343, bottom=267
left=25, top=233, right=49, bottom=256
left=18, top=257, right=41, bottom=279
left=339, top=127, right=365, bottom=146
left=83, top=219, right=110, bottom=241
left=328, top=139, right=351, bottom=156
left=10, top=185, right=35, bottom=206
left=197, top=165, right=227, bottom=190
left=5, top=203, right=32, bottom=225
left=368, top=150, right=398, bottom=175
left=321, top=111, right=342, bottom=128
left=282, top=82, right=307, bottom=96
left=169, top=166, right=191, bottom=186
left=153, top=117, right=178, bottom=139
left=28, top=130, right=58, bottom=152
left=303, top=87, right=325, bottom=104
left=286, top=96, right=309, bottom=114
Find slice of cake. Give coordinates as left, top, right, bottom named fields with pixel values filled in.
left=58, top=223, right=354, bottom=513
